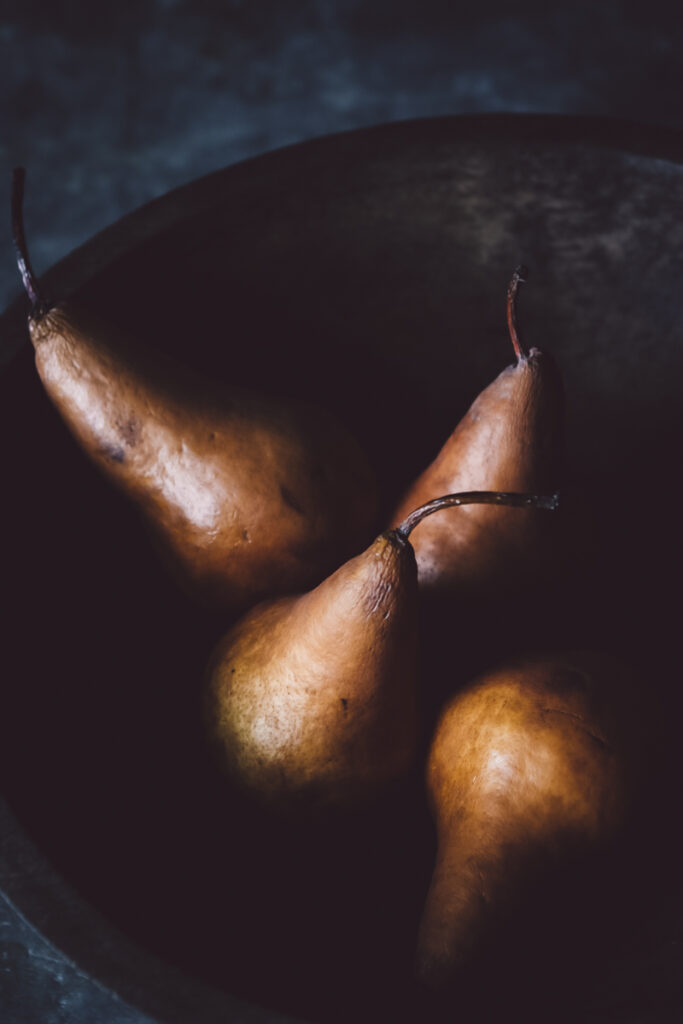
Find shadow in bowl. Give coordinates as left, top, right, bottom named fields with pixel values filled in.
left=2, top=114, right=683, bottom=1023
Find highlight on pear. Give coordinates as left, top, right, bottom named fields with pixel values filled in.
left=416, top=651, right=640, bottom=1001
left=12, top=167, right=379, bottom=614
left=204, top=491, right=558, bottom=813
left=391, top=266, right=564, bottom=595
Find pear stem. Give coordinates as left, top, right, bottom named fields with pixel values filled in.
left=12, top=167, right=48, bottom=318
left=506, top=264, right=528, bottom=362
left=395, top=490, right=559, bottom=541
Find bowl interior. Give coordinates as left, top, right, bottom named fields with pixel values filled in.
left=2, top=116, right=683, bottom=1023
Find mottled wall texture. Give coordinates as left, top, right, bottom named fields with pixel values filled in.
left=2, top=0, right=682, bottom=312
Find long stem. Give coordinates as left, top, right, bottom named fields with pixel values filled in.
left=395, top=490, right=559, bottom=541
left=506, top=264, right=528, bottom=362
left=12, top=167, right=48, bottom=318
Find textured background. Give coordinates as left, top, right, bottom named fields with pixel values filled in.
left=2, top=2, right=683, bottom=1022
left=4, top=0, right=683, bottom=319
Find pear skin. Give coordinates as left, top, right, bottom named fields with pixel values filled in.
left=416, top=651, right=640, bottom=1001
left=204, top=530, right=419, bottom=811
left=203, top=492, right=556, bottom=812
left=391, top=269, right=564, bottom=595
left=13, top=169, right=378, bottom=612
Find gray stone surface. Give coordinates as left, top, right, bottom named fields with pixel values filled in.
left=0, top=893, right=154, bottom=1024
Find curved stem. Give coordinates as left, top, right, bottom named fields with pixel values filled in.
left=506, top=264, right=528, bottom=362
left=12, top=167, right=48, bottom=318
left=395, top=490, right=559, bottom=541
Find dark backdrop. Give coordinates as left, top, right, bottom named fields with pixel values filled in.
left=3, top=0, right=683, bottom=335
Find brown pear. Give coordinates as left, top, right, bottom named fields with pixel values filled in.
left=204, top=492, right=557, bottom=812
left=391, top=268, right=564, bottom=595
left=12, top=168, right=378, bottom=613
left=416, top=651, right=640, bottom=999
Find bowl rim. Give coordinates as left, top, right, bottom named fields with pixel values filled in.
left=4, top=110, right=683, bottom=367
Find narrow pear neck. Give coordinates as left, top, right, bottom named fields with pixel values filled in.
left=395, top=490, right=559, bottom=541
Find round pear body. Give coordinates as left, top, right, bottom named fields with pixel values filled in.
left=28, top=303, right=378, bottom=612
left=391, top=348, right=563, bottom=594
left=416, top=651, right=638, bottom=993
left=204, top=530, right=419, bottom=811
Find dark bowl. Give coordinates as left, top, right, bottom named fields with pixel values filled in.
left=2, top=114, right=683, bottom=1024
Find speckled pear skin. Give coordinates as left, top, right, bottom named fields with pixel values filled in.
left=390, top=348, right=563, bottom=594
left=204, top=530, right=419, bottom=811
left=416, top=651, right=635, bottom=993
left=28, top=301, right=378, bottom=613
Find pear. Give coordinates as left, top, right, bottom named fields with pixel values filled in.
left=416, top=651, right=641, bottom=1008
left=204, top=492, right=557, bottom=812
left=12, top=168, right=378, bottom=613
left=391, top=267, right=564, bottom=596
